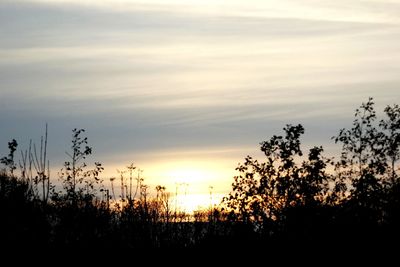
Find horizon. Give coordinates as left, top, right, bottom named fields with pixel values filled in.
left=1, top=0, right=400, bottom=210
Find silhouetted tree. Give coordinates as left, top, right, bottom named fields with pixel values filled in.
left=332, top=98, right=389, bottom=234
left=380, top=103, right=400, bottom=182
left=58, top=128, right=104, bottom=203
left=379, top=103, right=400, bottom=237
left=225, top=124, right=331, bottom=239
left=300, top=146, right=330, bottom=206
left=333, top=98, right=386, bottom=200
left=328, top=98, right=400, bottom=244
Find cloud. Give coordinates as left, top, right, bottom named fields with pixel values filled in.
left=1, top=0, right=399, bottom=194
left=8, top=0, right=400, bottom=24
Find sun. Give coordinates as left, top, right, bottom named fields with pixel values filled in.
left=160, top=165, right=225, bottom=213
left=174, top=194, right=206, bottom=213
left=166, top=168, right=210, bottom=213
left=139, top=159, right=235, bottom=213
left=174, top=193, right=223, bottom=214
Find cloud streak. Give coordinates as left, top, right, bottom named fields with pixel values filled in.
left=1, top=0, right=399, bottom=194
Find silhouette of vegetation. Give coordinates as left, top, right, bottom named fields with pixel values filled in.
left=56, top=128, right=104, bottom=204
left=1, top=98, right=399, bottom=251
left=1, top=139, right=17, bottom=175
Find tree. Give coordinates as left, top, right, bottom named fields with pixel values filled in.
left=58, top=128, right=103, bottom=203
left=259, top=124, right=305, bottom=210
left=331, top=97, right=400, bottom=235
left=380, top=104, right=400, bottom=182
left=333, top=98, right=385, bottom=204
left=300, top=146, right=330, bottom=206
left=225, top=124, right=330, bottom=227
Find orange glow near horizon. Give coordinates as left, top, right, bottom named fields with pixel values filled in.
left=99, top=157, right=238, bottom=210
left=159, top=164, right=232, bottom=212
left=174, top=193, right=224, bottom=214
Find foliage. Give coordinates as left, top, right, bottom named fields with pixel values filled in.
left=224, top=124, right=330, bottom=228
left=1, top=139, right=18, bottom=175
left=57, top=128, right=104, bottom=203
left=380, top=103, right=400, bottom=181
left=1, top=98, right=400, bottom=250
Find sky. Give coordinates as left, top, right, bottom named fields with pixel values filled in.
left=1, top=0, right=400, bottom=211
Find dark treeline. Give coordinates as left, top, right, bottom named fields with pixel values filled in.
left=1, top=97, right=400, bottom=252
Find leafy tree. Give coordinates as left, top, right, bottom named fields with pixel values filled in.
left=333, top=98, right=385, bottom=205
left=332, top=98, right=400, bottom=235
left=378, top=104, right=400, bottom=230
left=58, top=128, right=104, bottom=203
left=225, top=124, right=330, bottom=228
left=380, top=104, right=400, bottom=182
left=260, top=124, right=304, bottom=210
left=299, top=146, right=330, bottom=206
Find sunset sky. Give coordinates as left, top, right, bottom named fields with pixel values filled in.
left=1, top=0, right=400, bottom=211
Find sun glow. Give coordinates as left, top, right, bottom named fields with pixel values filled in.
left=164, top=166, right=222, bottom=213
left=135, top=158, right=235, bottom=213
left=174, top=193, right=223, bottom=214
left=99, top=151, right=239, bottom=213
left=167, top=168, right=209, bottom=185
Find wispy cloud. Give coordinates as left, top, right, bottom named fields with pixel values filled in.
left=10, top=0, right=400, bottom=24
left=1, top=0, right=399, bottom=193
